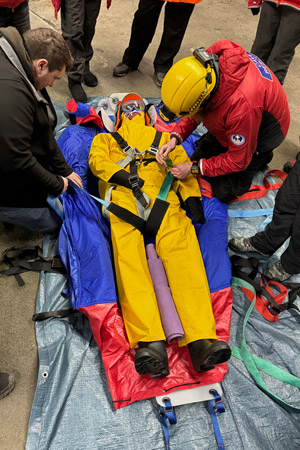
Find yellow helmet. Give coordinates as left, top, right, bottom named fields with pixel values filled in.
left=161, top=52, right=218, bottom=117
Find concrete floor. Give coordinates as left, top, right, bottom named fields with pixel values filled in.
left=0, top=0, right=299, bottom=449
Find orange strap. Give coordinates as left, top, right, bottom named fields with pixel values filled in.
left=231, top=170, right=288, bottom=202
left=196, top=169, right=287, bottom=200
left=240, top=276, right=288, bottom=322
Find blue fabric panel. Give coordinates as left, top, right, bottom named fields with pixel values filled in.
left=59, top=187, right=117, bottom=309
left=181, top=123, right=208, bottom=158
left=195, top=196, right=231, bottom=292
left=57, top=125, right=96, bottom=190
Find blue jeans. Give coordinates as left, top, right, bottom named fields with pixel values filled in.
left=0, top=206, right=62, bottom=233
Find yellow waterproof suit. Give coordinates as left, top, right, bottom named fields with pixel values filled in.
left=89, top=113, right=217, bottom=348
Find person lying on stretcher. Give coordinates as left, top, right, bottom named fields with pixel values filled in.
left=89, top=93, right=231, bottom=378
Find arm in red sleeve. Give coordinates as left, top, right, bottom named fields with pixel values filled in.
left=170, top=116, right=199, bottom=144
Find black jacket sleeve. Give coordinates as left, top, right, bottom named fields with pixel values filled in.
left=0, top=79, right=67, bottom=197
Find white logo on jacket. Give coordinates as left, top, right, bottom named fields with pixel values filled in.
left=230, top=134, right=245, bottom=146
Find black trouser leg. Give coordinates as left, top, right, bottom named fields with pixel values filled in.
left=153, top=2, right=195, bottom=73
left=122, top=0, right=164, bottom=69
left=251, top=156, right=300, bottom=272
left=265, top=5, right=300, bottom=84
left=83, top=0, right=102, bottom=73
left=0, top=1, right=30, bottom=34
left=192, top=132, right=276, bottom=203
left=251, top=2, right=300, bottom=84
left=211, top=151, right=274, bottom=203
left=61, top=0, right=101, bottom=81
left=251, top=2, right=280, bottom=65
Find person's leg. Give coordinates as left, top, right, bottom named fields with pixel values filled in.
left=122, top=0, right=164, bottom=69
left=0, top=7, right=10, bottom=28
left=156, top=202, right=217, bottom=346
left=109, top=201, right=165, bottom=348
left=251, top=156, right=300, bottom=257
left=153, top=1, right=195, bottom=73
left=83, top=0, right=101, bottom=77
left=61, top=0, right=86, bottom=82
left=265, top=5, right=300, bottom=84
left=251, top=2, right=280, bottom=64
left=211, top=150, right=274, bottom=203
left=0, top=0, right=30, bottom=34
left=0, top=206, right=62, bottom=233
left=280, top=206, right=300, bottom=275
left=156, top=201, right=230, bottom=372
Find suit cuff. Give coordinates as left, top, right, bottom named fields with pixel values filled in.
left=170, top=132, right=183, bottom=145
left=199, top=158, right=204, bottom=175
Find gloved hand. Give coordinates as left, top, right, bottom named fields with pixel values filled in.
left=185, top=197, right=206, bottom=224
left=109, top=169, right=144, bottom=189
left=251, top=7, right=260, bottom=15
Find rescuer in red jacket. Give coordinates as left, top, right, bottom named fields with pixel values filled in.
left=156, top=40, right=290, bottom=203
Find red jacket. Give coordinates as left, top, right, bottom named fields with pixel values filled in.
left=171, top=40, right=290, bottom=177
left=0, top=0, right=25, bottom=8
left=248, top=0, right=300, bottom=11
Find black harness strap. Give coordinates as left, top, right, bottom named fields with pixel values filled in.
left=32, top=308, right=73, bottom=322
left=144, top=199, right=170, bottom=237
left=148, top=130, right=162, bottom=156
left=111, top=131, right=131, bottom=152
left=107, top=203, right=146, bottom=233
left=129, top=159, right=149, bottom=207
left=231, top=255, right=300, bottom=315
left=0, top=245, right=66, bottom=287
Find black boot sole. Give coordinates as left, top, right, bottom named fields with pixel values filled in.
left=197, top=342, right=231, bottom=373
left=134, top=348, right=170, bottom=378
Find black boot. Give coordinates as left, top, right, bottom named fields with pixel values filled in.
left=83, top=71, right=98, bottom=87
left=0, top=371, right=16, bottom=400
left=188, top=339, right=231, bottom=373
left=68, top=79, right=87, bottom=103
left=134, top=341, right=169, bottom=378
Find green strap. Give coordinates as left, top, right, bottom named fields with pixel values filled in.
left=157, top=158, right=174, bottom=202
left=232, top=276, right=300, bottom=410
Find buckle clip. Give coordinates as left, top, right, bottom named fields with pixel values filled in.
left=123, top=145, right=132, bottom=154
left=128, top=174, right=139, bottom=188
left=148, top=145, right=158, bottom=156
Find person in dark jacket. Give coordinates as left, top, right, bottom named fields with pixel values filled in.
left=156, top=40, right=290, bottom=203
left=0, top=26, right=82, bottom=233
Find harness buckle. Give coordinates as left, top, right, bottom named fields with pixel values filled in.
left=128, top=174, right=139, bottom=188
left=148, top=145, right=158, bottom=156
left=123, top=145, right=132, bottom=154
